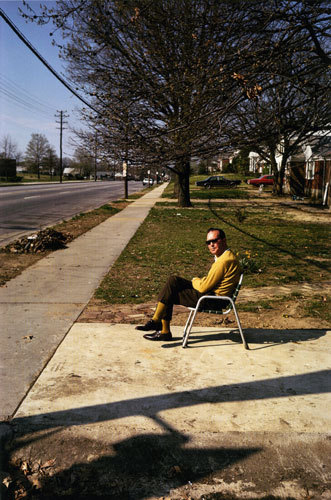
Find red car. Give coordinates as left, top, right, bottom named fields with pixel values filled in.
left=247, top=174, right=274, bottom=186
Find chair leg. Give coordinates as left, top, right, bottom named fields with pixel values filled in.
left=183, top=297, right=249, bottom=350
left=183, top=309, right=193, bottom=337
left=182, top=308, right=198, bottom=348
left=232, top=304, right=249, bottom=350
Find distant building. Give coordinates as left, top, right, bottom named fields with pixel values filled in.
left=248, top=152, right=267, bottom=173
left=63, top=167, right=78, bottom=177
left=248, top=133, right=331, bottom=205
left=217, top=151, right=238, bottom=172
left=93, top=170, right=113, bottom=180
left=0, top=158, right=16, bottom=178
left=302, top=136, right=331, bottom=205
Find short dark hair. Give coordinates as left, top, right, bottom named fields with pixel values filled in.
left=207, top=227, right=226, bottom=240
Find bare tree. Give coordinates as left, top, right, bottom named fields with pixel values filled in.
left=22, top=0, right=329, bottom=201
left=0, top=134, right=18, bottom=159
left=265, top=0, right=331, bottom=67
left=22, top=0, right=266, bottom=206
left=25, top=133, right=51, bottom=179
left=219, top=2, right=330, bottom=195
left=44, top=145, right=58, bottom=178
left=72, top=144, right=94, bottom=178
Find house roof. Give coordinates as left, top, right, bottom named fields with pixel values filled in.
left=307, top=135, right=331, bottom=157
left=63, top=167, right=77, bottom=174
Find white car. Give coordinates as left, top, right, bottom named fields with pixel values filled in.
left=142, top=178, right=154, bottom=186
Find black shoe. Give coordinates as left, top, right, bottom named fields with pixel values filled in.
left=135, top=319, right=162, bottom=332
left=143, top=331, right=172, bottom=341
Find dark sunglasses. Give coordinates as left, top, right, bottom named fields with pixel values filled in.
left=206, top=237, right=220, bottom=246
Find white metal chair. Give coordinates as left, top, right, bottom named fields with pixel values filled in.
left=182, top=273, right=248, bottom=349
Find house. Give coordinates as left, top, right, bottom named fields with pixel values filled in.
left=248, top=133, right=331, bottom=206
left=63, top=167, right=78, bottom=177
left=303, top=136, right=331, bottom=205
left=217, top=151, right=238, bottom=172
left=248, top=152, right=267, bottom=173
left=280, top=135, right=331, bottom=204
left=94, top=170, right=113, bottom=180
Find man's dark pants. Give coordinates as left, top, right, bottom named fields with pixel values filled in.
left=158, top=275, right=227, bottom=320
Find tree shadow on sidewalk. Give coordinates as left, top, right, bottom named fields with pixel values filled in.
left=5, top=371, right=330, bottom=498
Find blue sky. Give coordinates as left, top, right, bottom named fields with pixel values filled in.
left=0, top=0, right=87, bottom=157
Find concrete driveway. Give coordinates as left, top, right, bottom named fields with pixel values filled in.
left=8, top=322, right=331, bottom=499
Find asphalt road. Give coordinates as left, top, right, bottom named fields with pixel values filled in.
left=0, top=180, right=144, bottom=246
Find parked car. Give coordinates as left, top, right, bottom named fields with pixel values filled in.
left=142, top=177, right=154, bottom=186
left=247, top=174, right=274, bottom=186
left=195, top=175, right=241, bottom=188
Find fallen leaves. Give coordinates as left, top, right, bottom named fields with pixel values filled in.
left=2, top=475, right=12, bottom=488
left=22, top=335, right=34, bottom=342
left=2, top=457, right=57, bottom=499
left=41, top=459, right=56, bottom=470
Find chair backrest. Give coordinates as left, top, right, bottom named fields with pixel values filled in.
left=232, top=273, right=243, bottom=303
left=222, top=272, right=243, bottom=314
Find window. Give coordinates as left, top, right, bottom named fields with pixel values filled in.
left=306, top=160, right=315, bottom=180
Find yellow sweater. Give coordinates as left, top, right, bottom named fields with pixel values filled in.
left=192, top=249, right=241, bottom=296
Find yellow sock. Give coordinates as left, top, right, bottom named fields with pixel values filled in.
left=152, top=302, right=166, bottom=321
left=161, top=319, right=171, bottom=334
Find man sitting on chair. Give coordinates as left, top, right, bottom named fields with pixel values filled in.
left=136, top=227, right=241, bottom=341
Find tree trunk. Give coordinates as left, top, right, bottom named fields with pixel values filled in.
left=173, top=173, right=179, bottom=198
left=124, top=176, right=128, bottom=199
left=269, top=151, right=284, bottom=195
left=176, top=158, right=192, bottom=207
left=277, top=157, right=288, bottom=195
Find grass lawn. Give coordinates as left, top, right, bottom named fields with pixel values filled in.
left=95, top=201, right=330, bottom=304
left=0, top=196, right=142, bottom=286
left=161, top=174, right=272, bottom=201
left=0, top=173, right=75, bottom=183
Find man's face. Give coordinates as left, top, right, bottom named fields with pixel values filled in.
left=206, top=230, right=225, bottom=257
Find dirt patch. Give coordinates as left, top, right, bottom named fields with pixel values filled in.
left=0, top=253, right=44, bottom=286
left=189, top=194, right=331, bottom=223
left=77, top=290, right=331, bottom=331
left=5, top=431, right=331, bottom=499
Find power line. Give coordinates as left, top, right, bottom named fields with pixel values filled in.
left=0, top=74, right=57, bottom=114
left=0, top=83, right=56, bottom=118
left=0, top=8, right=100, bottom=116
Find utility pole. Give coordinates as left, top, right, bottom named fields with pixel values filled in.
left=55, top=110, right=69, bottom=183
left=94, top=132, right=98, bottom=182
left=123, top=122, right=129, bottom=199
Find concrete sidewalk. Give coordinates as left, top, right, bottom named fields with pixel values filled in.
left=7, top=323, right=331, bottom=498
left=0, top=184, right=167, bottom=421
